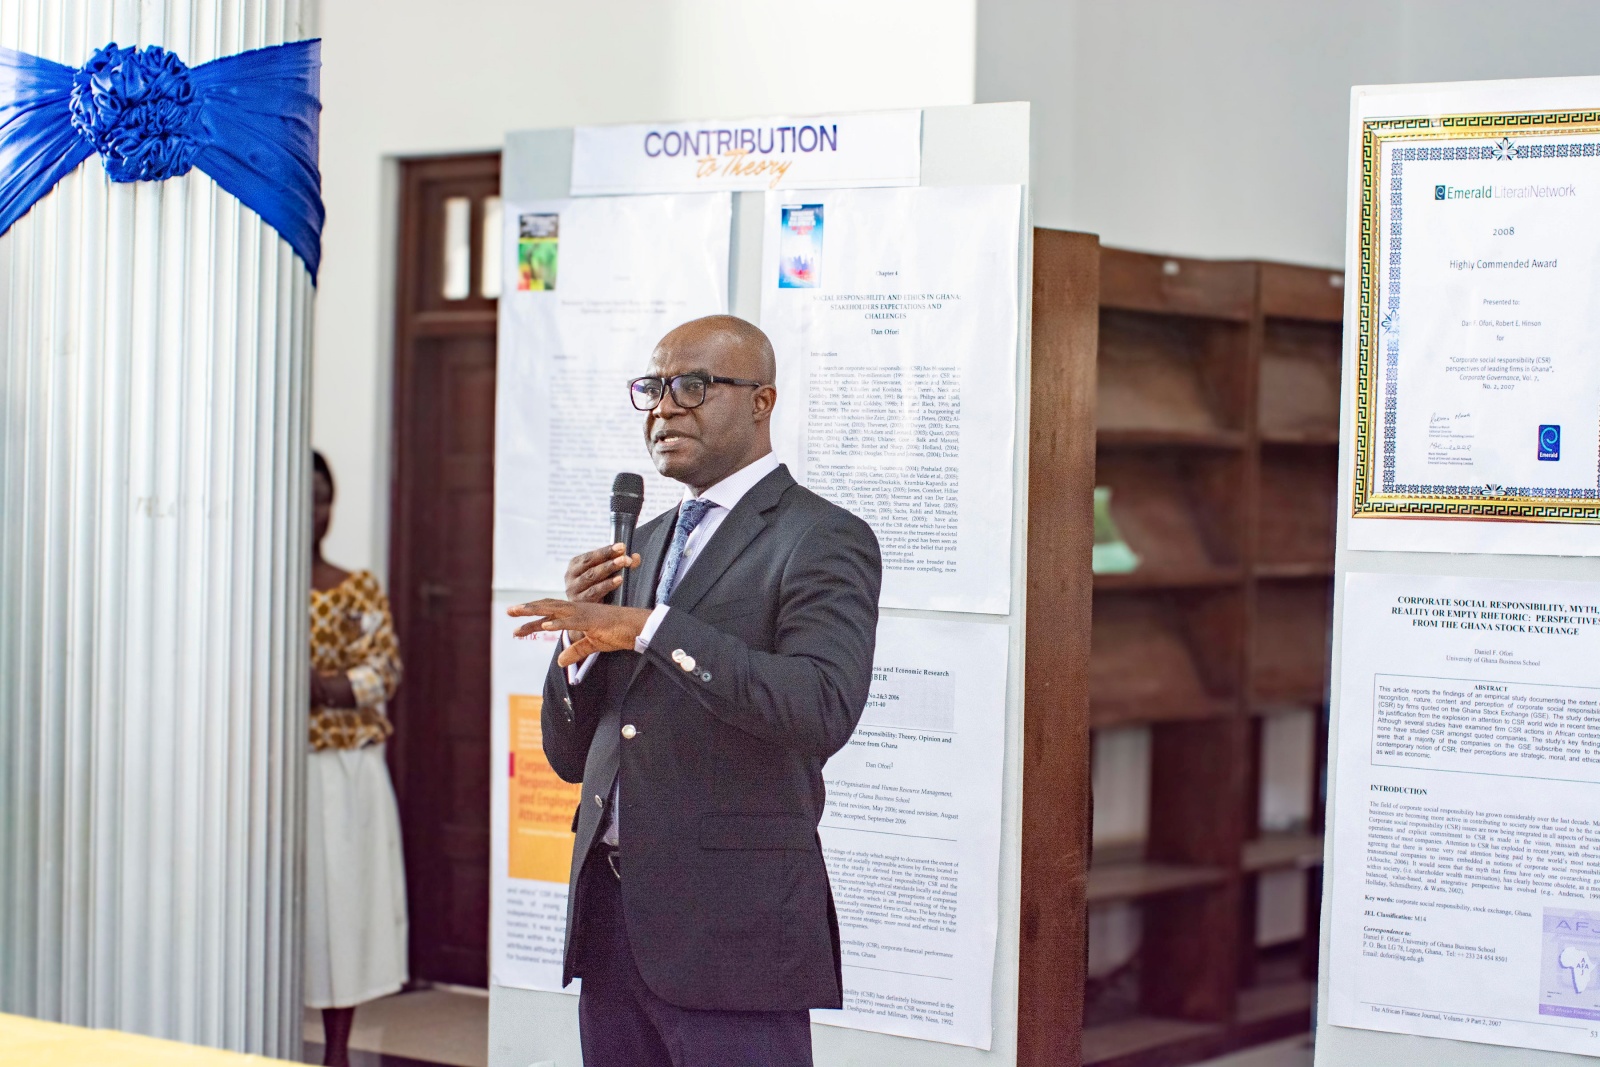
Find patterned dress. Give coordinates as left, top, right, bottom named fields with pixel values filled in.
left=304, top=569, right=410, bottom=1009
left=309, top=570, right=402, bottom=749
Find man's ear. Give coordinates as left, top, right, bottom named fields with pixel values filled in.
left=752, top=384, right=777, bottom=422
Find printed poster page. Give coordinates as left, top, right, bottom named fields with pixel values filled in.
left=489, top=606, right=579, bottom=994
left=1329, top=571, right=1600, bottom=1054
left=1348, top=113, right=1600, bottom=554
left=495, top=193, right=731, bottom=592
left=760, top=185, right=1022, bottom=615
left=814, top=615, right=1009, bottom=1049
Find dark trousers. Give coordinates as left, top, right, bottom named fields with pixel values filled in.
left=573, top=846, right=814, bottom=1067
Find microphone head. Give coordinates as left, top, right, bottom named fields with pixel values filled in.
left=610, top=472, right=645, bottom=518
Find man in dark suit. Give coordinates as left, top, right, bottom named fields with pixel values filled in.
left=507, top=315, right=881, bottom=1067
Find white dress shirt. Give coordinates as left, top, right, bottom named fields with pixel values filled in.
left=569, top=451, right=780, bottom=845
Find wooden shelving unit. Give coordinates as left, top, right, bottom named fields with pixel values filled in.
left=1082, top=250, right=1340, bottom=1067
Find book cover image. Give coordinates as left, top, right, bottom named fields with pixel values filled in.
left=1540, top=907, right=1600, bottom=1021
left=778, top=204, right=823, bottom=289
left=517, top=213, right=559, bottom=291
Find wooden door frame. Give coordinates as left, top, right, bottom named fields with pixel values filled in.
left=386, top=151, right=502, bottom=984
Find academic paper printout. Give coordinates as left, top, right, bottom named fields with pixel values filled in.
left=1331, top=572, right=1600, bottom=1054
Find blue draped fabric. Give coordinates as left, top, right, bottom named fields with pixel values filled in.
left=0, top=39, right=323, bottom=280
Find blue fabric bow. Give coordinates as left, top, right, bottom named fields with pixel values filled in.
left=0, top=39, right=323, bottom=280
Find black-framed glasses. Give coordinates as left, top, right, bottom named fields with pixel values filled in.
left=629, top=373, right=766, bottom=411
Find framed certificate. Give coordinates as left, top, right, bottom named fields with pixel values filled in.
left=1353, top=108, right=1600, bottom=524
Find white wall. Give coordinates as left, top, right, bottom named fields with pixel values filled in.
left=979, top=0, right=1600, bottom=268
left=315, top=0, right=1600, bottom=587
left=313, top=0, right=977, bottom=574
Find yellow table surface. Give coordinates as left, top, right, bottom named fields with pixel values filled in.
left=0, top=1013, right=298, bottom=1066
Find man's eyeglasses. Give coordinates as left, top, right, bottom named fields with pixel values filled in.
left=629, top=373, right=766, bottom=411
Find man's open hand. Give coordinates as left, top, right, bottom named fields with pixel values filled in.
left=506, top=599, right=653, bottom=667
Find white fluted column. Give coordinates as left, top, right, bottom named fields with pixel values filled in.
left=0, top=1, right=315, bottom=1057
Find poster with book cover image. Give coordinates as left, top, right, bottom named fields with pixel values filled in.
left=517, top=212, right=559, bottom=291
left=778, top=203, right=823, bottom=288
left=1542, top=908, right=1600, bottom=1022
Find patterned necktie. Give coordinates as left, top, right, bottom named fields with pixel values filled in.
left=655, top=498, right=716, bottom=605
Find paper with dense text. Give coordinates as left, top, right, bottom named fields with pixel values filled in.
left=760, top=185, right=1022, bottom=614
left=813, top=615, right=1009, bottom=1049
left=494, top=193, right=731, bottom=593
left=1330, top=572, right=1600, bottom=1053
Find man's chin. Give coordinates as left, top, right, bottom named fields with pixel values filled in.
left=650, top=450, right=698, bottom=483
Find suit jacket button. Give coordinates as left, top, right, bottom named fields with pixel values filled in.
left=700, top=671, right=712, bottom=682
left=621, top=724, right=637, bottom=739
left=594, top=794, right=604, bottom=807
left=671, top=649, right=687, bottom=663
left=679, top=655, right=697, bottom=672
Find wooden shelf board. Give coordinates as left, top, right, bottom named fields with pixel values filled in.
left=1098, top=427, right=1248, bottom=449
left=1249, top=700, right=1323, bottom=718
left=1091, top=695, right=1237, bottom=729
left=412, top=308, right=498, bottom=334
left=1100, top=247, right=1258, bottom=321
left=1257, top=447, right=1338, bottom=567
left=1254, top=562, right=1333, bottom=580
left=1251, top=580, right=1332, bottom=709
left=1259, top=318, right=1342, bottom=441
left=1096, top=451, right=1244, bottom=578
left=1082, top=1016, right=1225, bottom=1066
left=1083, top=983, right=1313, bottom=1067
left=1259, top=430, right=1339, bottom=446
left=1249, top=685, right=1327, bottom=710
left=1096, top=301, right=1251, bottom=442
left=1243, top=833, right=1325, bottom=872
left=1090, top=588, right=1242, bottom=726
left=1237, top=978, right=1316, bottom=1024
left=1097, top=567, right=1244, bottom=592
left=1260, top=260, right=1346, bottom=322
left=1087, top=859, right=1230, bottom=903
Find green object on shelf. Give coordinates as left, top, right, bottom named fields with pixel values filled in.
left=1092, top=485, right=1140, bottom=574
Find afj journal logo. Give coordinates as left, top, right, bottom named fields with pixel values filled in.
left=1539, top=424, right=1561, bottom=461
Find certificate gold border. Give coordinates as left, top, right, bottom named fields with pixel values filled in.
left=1354, top=108, right=1600, bottom=522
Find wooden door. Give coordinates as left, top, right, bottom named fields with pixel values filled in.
left=388, top=153, right=501, bottom=986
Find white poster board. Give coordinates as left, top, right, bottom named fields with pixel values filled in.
left=1322, top=75, right=1600, bottom=1067
left=760, top=185, right=1023, bottom=615
left=489, top=104, right=1032, bottom=1067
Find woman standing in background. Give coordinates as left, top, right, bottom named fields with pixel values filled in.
left=306, top=451, right=409, bottom=1067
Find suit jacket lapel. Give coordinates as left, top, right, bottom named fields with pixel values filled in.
left=624, top=513, right=676, bottom=691
left=662, top=465, right=793, bottom=615
left=631, top=510, right=676, bottom=609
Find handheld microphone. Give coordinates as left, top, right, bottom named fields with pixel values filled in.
left=609, top=472, right=645, bottom=605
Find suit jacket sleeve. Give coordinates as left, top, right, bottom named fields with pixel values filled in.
left=541, top=641, right=612, bottom=783
left=643, top=509, right=881, bottom=759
